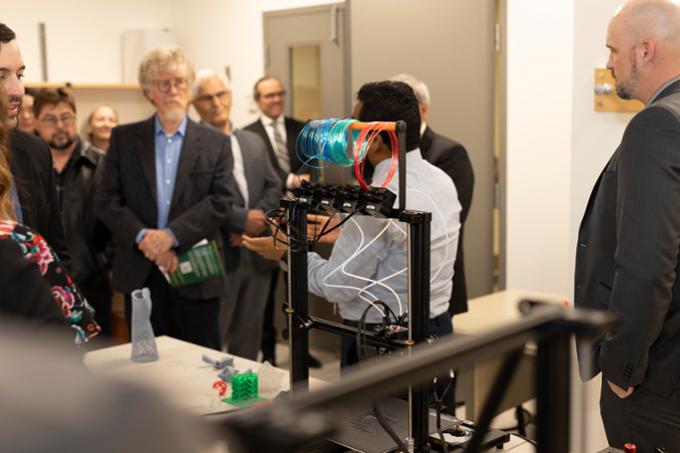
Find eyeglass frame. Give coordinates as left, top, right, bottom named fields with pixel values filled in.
left=259, top=90, right=287, bottom=100
left=153, top=77, right=189, bottom=94
left=193, top=90, right=231, bottom=104
left=39, top=113, right=76, bottom=128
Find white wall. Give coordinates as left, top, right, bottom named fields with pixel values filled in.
left=171, top=0, right=338, bottom=127
left=506, top=0, right=634, bottom=450
left=505, top=0, right=575, bottom=297
left=5, top=1, right=335, bottom=126
left=4, top=0, right=173, bottom=84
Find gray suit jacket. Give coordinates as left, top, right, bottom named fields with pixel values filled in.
left=222, top=129, right=282, bottom=273
left=95, top=116, right=236, bottom=299
left=575, top=80, right=680, bottom=397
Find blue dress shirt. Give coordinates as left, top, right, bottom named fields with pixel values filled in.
left=135, top=115, right=187, bottom=245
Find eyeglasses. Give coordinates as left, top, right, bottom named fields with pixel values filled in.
left=194, top=90, right=230, bottom=103
left=260, top=90, right=287, bottom=100
left=154, top=78, right=189, bottom=93
left=40, top=114, right=76, bottom=127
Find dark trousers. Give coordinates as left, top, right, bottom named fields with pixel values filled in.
left=124, top=267, right=220, bottom=350
left=341, top=312, right=455, bottom=412
left=260, top=269, right=279, bottom=364
left=600, top=377, right=680, bottom=452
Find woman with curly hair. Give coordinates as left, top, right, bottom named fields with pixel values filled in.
left=0, top=85, right=100, bottom=344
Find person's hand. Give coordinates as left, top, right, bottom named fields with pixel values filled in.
left=244, top=209, right=267, bottom=236
left=607, top=379, right=634, bottom=399
left=242, top=236, right=286, bottom=261
left=138, top=234, right=159, bottom=261
left=155, top=249, right=179, bottom=273
left=145, top=229, right=175, bottom=254
left=228, top=232, right=244, bottom=247
left=290, top=173, right=310, bottom=189
left=307, top=213, right=341, bottom=244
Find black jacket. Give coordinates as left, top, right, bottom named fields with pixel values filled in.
left=9, top=129, right=70, bottom=267
left=575, top=79, right=680, bottom=397
left=420, top=126, right=474, bottom=315
left=95, top=116, right=236, bottom=299
left=59, top=141, right=110, bottom=285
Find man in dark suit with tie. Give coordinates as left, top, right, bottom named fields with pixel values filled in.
left=244, top=75, right=320, bottom=366
left=192, top=70, right=281, bottom=359
left=391, top=74, right=474, bottom=316
left=244, top=76, right=307, bottom=191
left=0, top=23, right=70, bottom=265
left=575, top=1, right=680, bottom=450
left=95, top=47, right=235, bottom=350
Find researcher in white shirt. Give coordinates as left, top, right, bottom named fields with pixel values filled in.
left=244, top=80, right=461, bottom=367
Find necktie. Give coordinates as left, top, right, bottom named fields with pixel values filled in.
left=271, top=121, right=291, bottom=174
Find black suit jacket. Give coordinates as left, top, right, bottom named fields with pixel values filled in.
left=420, top=126, right=474, bottom=315
left=575, top=80, right=680, bottom=397
left=244, top=116, right=307, bottom=185
left=95, top=116, right=235, bottom=299
left=9, top=129, right=70, bottom=266
left=221, top=129, right=282, bottom=273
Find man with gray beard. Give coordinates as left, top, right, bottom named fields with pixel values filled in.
left=33, top=88, right=112, bottom=340
left=95, top=46, right=236, bottom=350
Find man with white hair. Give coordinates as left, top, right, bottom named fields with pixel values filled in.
left=192, top=70, right=281, bottom=359
left=390, top=74, right=474, bottom=318
left=96, top=47, right=236, bottom=350
left=575, top=0, right=680, bottom=449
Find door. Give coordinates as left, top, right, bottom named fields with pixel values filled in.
left=263, top=4, right=349, bottom=120
left=349, top=0, right=497, bottom=299
left=263, top=3, right=351, bottom=354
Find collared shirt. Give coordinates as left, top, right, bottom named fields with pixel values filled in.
left=259, top=115, right=287, bottom=150
left=307, top=149, right=462, bottom=323
left=228, top=131, right=249, bottom=208
left=260, top=115, right=297, bottom=189
left=647, top=75, right=680, bottom=106
left=135, top=115, right=186, bottom=245
left=154, top=115, right=187, bottom=229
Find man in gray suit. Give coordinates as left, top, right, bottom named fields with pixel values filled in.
left=575, top=1, right=680, bottom=450
left=96, top=47, right=235, bottom=350
left=192, top=70, right=281, bottom=359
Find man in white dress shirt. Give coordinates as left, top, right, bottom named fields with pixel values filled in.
left=244, top=81, right=461, bottom=367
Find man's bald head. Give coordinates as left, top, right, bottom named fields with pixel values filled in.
left=606, top=0, right=680, bottom=102
left=615, top=0, right=680, bottom=49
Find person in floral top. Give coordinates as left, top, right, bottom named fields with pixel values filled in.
left=0, top=220, right=100, bottom=343
left=0, top=80, right=99, bottom=343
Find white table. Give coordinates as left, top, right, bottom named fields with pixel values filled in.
left=84, top=335, right=325, bottom=415
left=454, top=289, right=568, bottom=420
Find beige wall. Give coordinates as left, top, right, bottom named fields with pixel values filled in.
left=350, top=0, right=497, bottom=299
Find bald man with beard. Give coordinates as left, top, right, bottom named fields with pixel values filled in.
left=575, top=0, right=680, bottom=449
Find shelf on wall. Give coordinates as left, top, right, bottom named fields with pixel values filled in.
left=25, top=82, right=141, bottom=90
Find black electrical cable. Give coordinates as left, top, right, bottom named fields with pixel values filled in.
left=510, top=432, right=537, bottom=447
left=372, top=401, right=408, bottom=453
left=354, top=302, right=407, bottom=453
left=433, top=400, right=449, bottom=453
